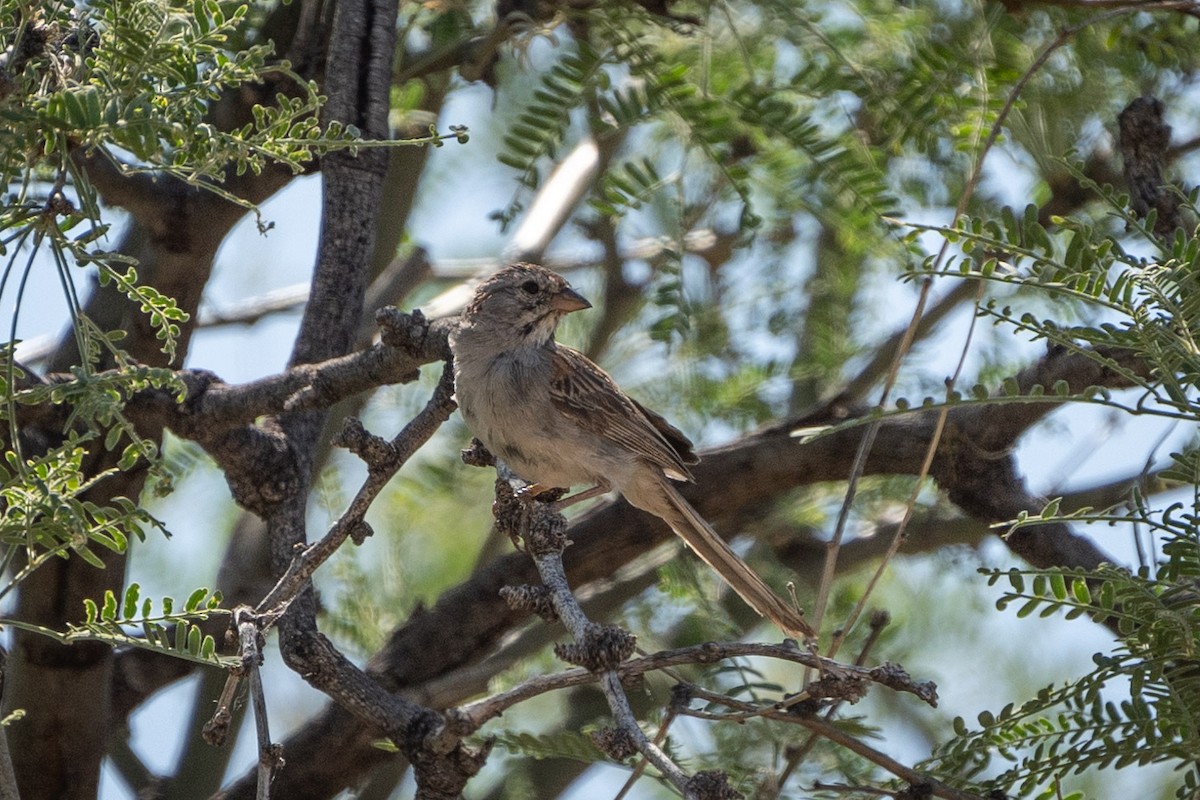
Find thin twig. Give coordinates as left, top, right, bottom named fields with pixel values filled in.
left=452, top=636, right=934, bottom=734
left=203, top=365, right=455, bottom=741
left=254, top=361, right=456, bottom=622
left=233, top=607, right=279, bottom=800
left=810, top=781, right=895, bottom=796
left=674, top=688, right=984, bottom=800
left=771, top=611, right=891, bottom=796
left=839, top=280, right=979, bottom=403
left=817, top=7, right=1139, bottom=659
left=613, top=709, right=676, bottom=800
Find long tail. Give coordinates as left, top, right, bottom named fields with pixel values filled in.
left=630, top=474, right=815, bottom=639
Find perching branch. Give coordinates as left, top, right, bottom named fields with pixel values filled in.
left=223, top=335, right=1139, bottom=796
left=450, top=633, right=935, bottom=735
left=501, top=490, right=700, bottom=797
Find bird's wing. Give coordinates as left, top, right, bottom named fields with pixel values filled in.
left=550, top=345, right=696, bottom=480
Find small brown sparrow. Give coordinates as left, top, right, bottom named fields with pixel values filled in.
left=450, top=263, right=813, bottom=639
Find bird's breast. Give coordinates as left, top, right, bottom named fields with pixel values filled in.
left=453, top=348, right=609, bottom=489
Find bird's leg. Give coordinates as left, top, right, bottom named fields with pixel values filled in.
left=551, top=482, right=612, bottom=510
left=515, top=482, right=612, bottom=510
left=515, top=483, right=565, bottom=503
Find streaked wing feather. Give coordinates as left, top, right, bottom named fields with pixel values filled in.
left=629, top=396, right=699, bottom=466
left=550, top=346, right=695, bottom=480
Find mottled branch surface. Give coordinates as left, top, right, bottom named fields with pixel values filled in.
left=1119, top=96, right=1183, bottom=238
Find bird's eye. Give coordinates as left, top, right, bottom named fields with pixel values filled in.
left=520, top=280, right=539, bottom=295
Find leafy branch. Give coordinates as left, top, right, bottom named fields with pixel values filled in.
left=0, top=583, right=234, bottom=669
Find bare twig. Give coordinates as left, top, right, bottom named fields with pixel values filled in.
left=770, top=610, right=891, bottom=796
left=451, top=636, right=934, bottom=734
left=255, top=361, right=456, bottom=623
left=810, top=781, right=895, bottom=795
left=839, top=280, right=979, bottom=404
left=673, top=688, right=982, bottom=800
left=613, top=709, right=676, bottom=800
left=226, top=607, right=281, bottom=800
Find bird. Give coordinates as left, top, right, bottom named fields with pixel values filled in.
left=449, top=262, right=813, bottom=639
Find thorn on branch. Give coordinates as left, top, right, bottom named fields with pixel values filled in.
left=460, top=437, right=496, bottom=468
left=333, top=416, right=395, bottom=467
left=377, top=306, right=431, bottom=352
left=553, top=622, right=636, bottom=672
left=499, top=584, right=558, bottom=621
left=686, top=769, right=743, bottom=800
left=591, top=726, right=639, bottom=761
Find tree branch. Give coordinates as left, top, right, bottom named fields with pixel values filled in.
left=675, top=687, right=982, bottom=800
left=218, top=339, right=1139, bottom=797
left=255, top=363, right=456, bottom=620
left=452, top=636, right=934, bottom=735
left=501, top=493, right=696, bottom=795
left=1118, top=96, right=1186, bottom=239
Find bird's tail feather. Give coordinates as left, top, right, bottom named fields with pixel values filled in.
left=635, top=475, right=814, bottom=639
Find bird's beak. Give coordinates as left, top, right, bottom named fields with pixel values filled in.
left=550, top=286, right=592, bottom=313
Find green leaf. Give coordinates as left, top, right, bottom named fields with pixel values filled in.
left=1049, top=572, right=1068, bottom=601
left=100, top=590, right=118, bottom=621
left=185, top=587, right=209, bottom=612
left=123, top=583, right=140, bottom=619
left=1071, top=578, right=1091, bottom=605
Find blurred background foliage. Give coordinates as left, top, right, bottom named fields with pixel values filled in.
left=3, top=0, right=1200, bottom=797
